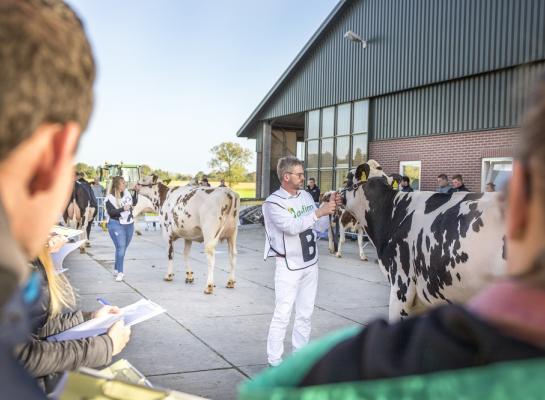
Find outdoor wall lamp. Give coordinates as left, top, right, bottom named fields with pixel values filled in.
left=344, top=30, right=367, bottom=48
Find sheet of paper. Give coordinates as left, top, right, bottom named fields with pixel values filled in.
left=47, top=299, right=166, bottom=342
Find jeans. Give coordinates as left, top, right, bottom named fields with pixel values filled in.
left=107, top=219, right=134, bottom=273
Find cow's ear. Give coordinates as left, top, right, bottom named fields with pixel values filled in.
left=163, top=179, right=171, bottom=186
left=355, top=163, right=370, bottom=182
left=389, top=173, right=403, bottom=189
left=152, top=174, right=158, bottom=184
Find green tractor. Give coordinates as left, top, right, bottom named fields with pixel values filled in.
left=98, top=162, right=142, bottom=192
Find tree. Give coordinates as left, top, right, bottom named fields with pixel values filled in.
left=208, top=142, right=252, bottom=187
left=75, top=162, right=97, bottom=180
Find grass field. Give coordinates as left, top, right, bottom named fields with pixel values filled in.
left=167, top=181, right=256, bottom=199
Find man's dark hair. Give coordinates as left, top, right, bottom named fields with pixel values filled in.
left=0, top=0, right=96, bottom=160
left=309, top=178, right=316, bottom=182
left=402, top=176, right=411, bottom=184
left=452, top=174, right=464, bottom=182
left=437, top=174, right=448, bottom=180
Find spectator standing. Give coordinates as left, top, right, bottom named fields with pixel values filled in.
left=219, top=179, right=227, bottom=187
left=436, top=174, right=451, bottom=193
left=485, top=182, right=496, bottom=192
left=400, top=176, right=414, bottom=192
left=91, top=177, right=105, bottom=222
left=306, top=178, right=321, bottom=203
left=105, top=176, right=139, bottom=282
left=201, top=177, right=211, bottom=187
left=448, top=174, right=469, bottom=193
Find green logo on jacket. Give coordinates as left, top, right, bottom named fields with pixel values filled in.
left=287, top=204, right=314, bottom=219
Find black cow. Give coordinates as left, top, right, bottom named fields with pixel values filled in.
left=63, top=180, right=96, bottom=252
left=345, top=160, right=506, bottom=320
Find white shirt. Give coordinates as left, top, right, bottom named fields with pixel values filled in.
left=106, top=190, right=135, bottom=224
left=263, top=187, right=319, bottom=270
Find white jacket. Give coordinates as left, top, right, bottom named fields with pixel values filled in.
left=263, top=187, right=319, bottom=270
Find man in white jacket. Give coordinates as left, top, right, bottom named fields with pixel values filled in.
left=263, top=156, right=339, bottom=367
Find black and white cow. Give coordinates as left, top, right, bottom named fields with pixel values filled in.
left=345, top=160, right=506, bottom=320
left=321, top=191, right=369, bottom=261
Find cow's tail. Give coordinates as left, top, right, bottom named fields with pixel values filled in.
left=216, top=191, right=240, bottom=243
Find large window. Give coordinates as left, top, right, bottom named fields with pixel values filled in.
left=352, top=134, right=368, bottom=166
left=399, top=161, right=421, bottom=190
left=321, top=138, right=334, bottom=167
left=306, top=140, right=319, bottom=169
left=307, top=110, right=320, bottom=139
left=322, top=107, right=335, bottom=138
left=336, top=103, right=351, bottom=136
left=304, top=100, right=369, bottom=190
left=353, top=100, right=369, bottom=134
left=482, top=157, right=512, bottom=191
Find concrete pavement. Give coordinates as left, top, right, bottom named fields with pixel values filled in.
left=65, top=223, right=389, bottom=399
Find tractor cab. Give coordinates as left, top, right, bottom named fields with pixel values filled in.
left=99, top=162, right=142, bottom=193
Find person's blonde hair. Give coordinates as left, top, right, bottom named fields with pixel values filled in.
left=108, top=176, right=125, bottom=207
left=38, top=248, right=76, bottom=317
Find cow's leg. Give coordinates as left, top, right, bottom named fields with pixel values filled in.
left=357, top=227, right=368, bottom=261
left=335, top=224, right=346, bottom=258
left=183, top=239, right=194, bottom=284
left=226, top=235, right=237, bottom=289
left=164, top=238, right=175, bottom=281
left=327, top=222, right=335, bottom=254
left=203, top=239, right=218, bottom=294
left=388, top=276, right=415, bottom=321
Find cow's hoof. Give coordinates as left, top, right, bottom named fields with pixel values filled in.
left=204, top=284, right=214, bottom=294
left=360, top=256, right=369, bottom=261
left=185, top=272, right=194, bottom=284
left=164, top=273, right=175, bottom=281
left=226, top=280, right=236, bottom=289
left=335, top=253, right=342, bottom=258
left=135, top=230, right=142, bottom=236
left=79, top=247, right=86, bottom=254
left=185, top=277, right=194, bottom=284
left=85, top=241, right=91, bottom=248
left=328, top=249, right=335, bottom=254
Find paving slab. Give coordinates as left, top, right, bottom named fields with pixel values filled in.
left=61, top=224, right=390, bottom=400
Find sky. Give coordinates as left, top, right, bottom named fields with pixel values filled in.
left=67, top=0, right=339, bottom=175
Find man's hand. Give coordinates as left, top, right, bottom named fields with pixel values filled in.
left=107, top=320, right=131, bottom=356
left=92, top=305, right=121, bottom=319
left=316, top=193, right=338, bottom=218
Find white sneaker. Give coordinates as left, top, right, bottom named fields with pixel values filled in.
left=115, top=273, right=124, bottom=282
left=113, top=269, right=118, bottom=276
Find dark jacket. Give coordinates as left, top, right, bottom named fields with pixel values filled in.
left=306, top=185, right=321, bottom=203
left=448, top=184, right=469, bottom=193
left=300, top=305, right=545, bottom=387
left=15, top=263, right=113, bottom=392
left=105, top=191, right=138, bottom=221
left=400, top=186, right=413, bottom=192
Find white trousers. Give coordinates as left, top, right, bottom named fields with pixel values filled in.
left=267, top=258, right=318, bottom=366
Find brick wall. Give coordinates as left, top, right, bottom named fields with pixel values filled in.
left=369, top=128, right=519, bottom=191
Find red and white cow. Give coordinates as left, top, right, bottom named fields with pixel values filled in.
left=137, top=175, right=240, bottom=294
left=345, top=160, right=506, bottom=320
left=321, top=191, right=369, bottom=261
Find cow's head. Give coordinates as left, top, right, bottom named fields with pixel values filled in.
left=345, top=160, right=402, bottom=227
left=137, top=175, right=170, bottom=211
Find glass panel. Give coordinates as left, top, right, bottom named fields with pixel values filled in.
left=335, top=168, right=349, bottom=189
left=400, top=162, right=421, bottom=190
left=306, top=169, right=319, bottom=183
left=321, top=138, right=334, bottom=168
left=353, top=100, right=369, bottom=133
left=296, top=141, right=305, bottom=161
left=320, top=169, right=333, bottom=193
left=336, top=103, right=351, bottom=136
left=306, top=140, right=319, bottom=169
left=322, top=106, right=335, bottom=137
left=483, top=159, right=512, bottom=192
left=307, top=110, right=320, bottom=139
left=335, top=136, right=350, bottom=168
left=351, top=134, right=368, bottom=167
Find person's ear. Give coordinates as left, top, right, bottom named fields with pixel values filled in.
left=29, top=122, right=81, bottom=195
left=506, top=161, right=529, bottom=240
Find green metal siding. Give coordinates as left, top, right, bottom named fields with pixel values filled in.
left=371, top=61, right=545, bottom=140
left=254, top=0, right=545, bottom=125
